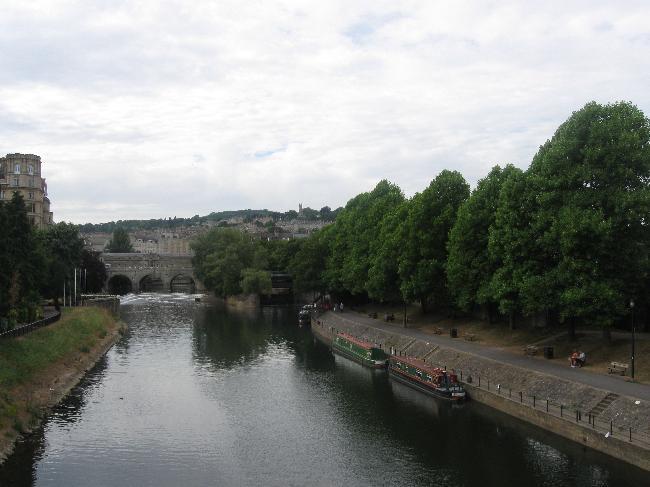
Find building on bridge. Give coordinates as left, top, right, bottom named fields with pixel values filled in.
left=0, top=153, right=54, bottom=228
left=101, top=253, right=205, bottom=294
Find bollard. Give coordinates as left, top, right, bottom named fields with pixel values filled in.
left=519, top=391, right=523, bottom=403
left=460, top=370, right=463, bottom=381
left=533, top=395, right=536, bottom=408
left=487, top=380, right=490, bottom=391
left=509, top=388, right=512, bottom=398
left=478, top=376, right=481, bottom=387
left=546, top=400, right=549, bottom=412
left=610, top=421, right=613, bottom=436
left=629, top=428, right=632, bottom=442
left=560, top=405, right=563, bottom=417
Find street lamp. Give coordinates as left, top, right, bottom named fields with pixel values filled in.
left=630, top=300, right=635, bottom=380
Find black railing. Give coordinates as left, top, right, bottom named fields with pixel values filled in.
left=0, top=311, right=61, bottom=340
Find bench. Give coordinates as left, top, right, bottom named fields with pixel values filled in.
left=384, top=313, right=395, bottom=322
left=464, top=333, right=476, bottom=341
left=367, top=312, right=378, bottom=319
left=432, top=327, right=443, bottom=335
left=608, top=362, right=629, bottom=375
left=524, top=345, right=538, bottom=356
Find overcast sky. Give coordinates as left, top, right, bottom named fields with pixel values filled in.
left=1, top=1, right=649, bottom=223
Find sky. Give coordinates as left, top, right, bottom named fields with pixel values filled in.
left=1, top=1, right=649, bottom=224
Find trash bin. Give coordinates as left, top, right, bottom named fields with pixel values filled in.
left=543, top=346, right=554, bottom=359
left=450, top=328, right=458, bottom=338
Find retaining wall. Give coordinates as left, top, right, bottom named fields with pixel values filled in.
left=314, top=312, right=650, bottom=471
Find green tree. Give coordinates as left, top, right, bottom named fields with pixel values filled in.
left=399, top=170, right=469, bottom=312
left=39, top=222, right=85, bottom=302
left=366, top=201, right=408, bottom=303
left=191, top=228, right=259, bottom=298
left=447, top=165, right=522, bottom=318
left=106, top=227, right=133, bottom=253
left=288, top=228, right=330, bottom=294
left=240, top=268, right=272, bottom=294
left=526, top=101, right=650, bottom=334
left=81, top=249, right=108, bottom=293
left=324, top=180, right=404, bottom=296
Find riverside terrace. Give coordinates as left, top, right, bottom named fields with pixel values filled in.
left=313, top=311, right=650, bottom=471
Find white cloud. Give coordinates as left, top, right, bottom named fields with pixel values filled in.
left=0, top=0, right=649, bottom=222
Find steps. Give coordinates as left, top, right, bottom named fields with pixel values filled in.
left=589, top=393, right=620, bottom=418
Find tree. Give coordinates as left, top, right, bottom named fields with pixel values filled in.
left=525, top=101, right=650, bottom=335
left=191, top=228, right=260, bottom=298
left=288, top=229, right=330, bottom=294
left=0, top=193, right=44, bottom=322
left=447, top=165, right=522, bottom=318
left=106, top=227, right=133, bottom=253
left=82, top=249, right=108, bottom=293
left=39, top=222, right=84, bottom=293
left=240, top=268, right=272, bottom=294
left=366, top=201, right=408, bottom=303
left=324, top=180, right=404, bottom=296
left=399, top=170, right=469, bottom=312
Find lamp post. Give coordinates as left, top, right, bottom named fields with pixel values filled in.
left=630, top=300, right=635, bottom=380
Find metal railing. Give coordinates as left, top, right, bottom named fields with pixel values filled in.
left=0, top=311, right=61, bottom=340
left=319, top=312, right=650, bottom=451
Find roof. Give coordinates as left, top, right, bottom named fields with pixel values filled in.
left=336, top=332, right=377, bottom=350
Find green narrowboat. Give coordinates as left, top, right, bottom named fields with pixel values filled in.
left=332, top=332, right=388, bottom=369
left=388, top=355, right=466, bottom=401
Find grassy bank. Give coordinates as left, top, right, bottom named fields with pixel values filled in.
left=0, top=307, right=122, bottom=461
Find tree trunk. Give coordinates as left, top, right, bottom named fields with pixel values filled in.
left=420, top=296, right=428, bottom=314
left=509, top=311, right=515, bottom=330
left=568, top=317, right=576, bottom=341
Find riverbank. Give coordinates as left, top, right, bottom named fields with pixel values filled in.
left=0, top=307, right=124, bottom=464
left=313, top=311, right=650, bottom=471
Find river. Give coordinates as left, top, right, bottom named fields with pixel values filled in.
left=0, top=294, right=648, bottom=486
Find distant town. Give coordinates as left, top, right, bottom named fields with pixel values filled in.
left=80, top=204, right=340, bottom=256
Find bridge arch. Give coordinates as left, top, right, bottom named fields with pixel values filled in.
left=170, top=273, right=196, bottom=293
left=139, top=274, right=164, bottom=292
left=107, top=274, right=133, bottom=295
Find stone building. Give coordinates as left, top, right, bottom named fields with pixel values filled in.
left=0, top=153, right=54, bottom=228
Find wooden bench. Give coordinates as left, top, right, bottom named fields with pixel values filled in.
left=367, top=312, right=378, bottom=319
left=432, top=327, right=443, bottom=335
left=384, top=313, right=395, bottom=322
left=524, top=345, right=538, bottom=356
left=608, top=362, right=629, bottom=375
left=464, top=333, right=476, bottom=341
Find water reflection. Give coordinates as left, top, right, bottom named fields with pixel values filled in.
left=0, top=295, right=648, bottom=487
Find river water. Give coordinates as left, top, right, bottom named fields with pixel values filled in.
left=1, top=294, right=648, bottom=486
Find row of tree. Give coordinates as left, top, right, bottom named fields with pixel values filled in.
left=193, top=102, right=649, bottom=332
left=0, top=193, right=106, bottom=329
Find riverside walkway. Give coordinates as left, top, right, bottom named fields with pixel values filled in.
left=325, top=311, right=650, bottom=402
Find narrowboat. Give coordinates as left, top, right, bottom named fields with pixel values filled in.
left=331, top=332, right=388, bottom=369
left=388, top=355, right=466, bottom=401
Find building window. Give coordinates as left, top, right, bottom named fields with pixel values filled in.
left=0, top=190, right=4, bottom=200
left=28, top=165, right=34, bottom=175
left=12, top=177, right=19, bottom=187
left=14, top=163, right=20, bottom=174
left=28, top=191, right=34, bottom=199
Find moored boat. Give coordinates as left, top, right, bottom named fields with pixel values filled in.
left=332, top=332, right=388, bottom=368
left=298, top=309, right=311, bottom=327
left=388, top=355, right=466, bottom=401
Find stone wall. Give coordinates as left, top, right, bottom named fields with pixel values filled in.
left=315, top=311, right=650, bottom=471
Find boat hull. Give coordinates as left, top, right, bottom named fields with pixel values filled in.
left=332, top=343, right=387, bottom=369
left=388, top=368, right=465, bottom=401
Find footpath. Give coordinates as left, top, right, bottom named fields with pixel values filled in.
left=314, top=310, right=650, bottom=472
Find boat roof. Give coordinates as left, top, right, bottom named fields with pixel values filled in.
left=336, top=332, right=377, bottom=350
left=390, top=355, right=446, bottom=375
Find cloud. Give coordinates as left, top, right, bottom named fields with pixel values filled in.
left=0, top=0, right=649, bottom=223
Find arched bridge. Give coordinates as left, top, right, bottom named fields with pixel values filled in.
left=100, top=253, right=206, bottom=295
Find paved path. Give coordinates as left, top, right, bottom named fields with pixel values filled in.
left=325, top=311, right=650, bottom=402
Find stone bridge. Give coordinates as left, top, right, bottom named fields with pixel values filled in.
left=100, top=253, right=206, bottom=294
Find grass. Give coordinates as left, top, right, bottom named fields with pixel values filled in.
left=0, top=307, right=111, bottom=389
